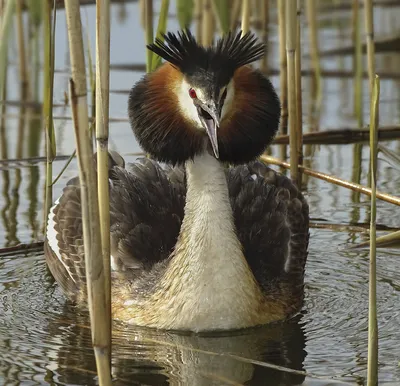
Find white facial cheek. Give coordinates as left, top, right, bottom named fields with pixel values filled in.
left=177, top=80, right=204, bottom=130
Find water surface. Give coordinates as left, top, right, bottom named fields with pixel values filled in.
left=1, top=1, right=400, bottom=385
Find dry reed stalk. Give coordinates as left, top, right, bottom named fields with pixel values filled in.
left=352, top=229, right=400, bottom=249
left=0, top=6, right=8, bottom=163
left=367, top=75, right=379, bottom=386
left=285, top=0, right=298, bottom=185
left=201, top=0, right=214, bottom=46
left=305, top=0, right=322, bottom=106
left=151, top=0, right=169, bottom=71
left=139, top=0, right=145, bottom=28
left=295, top=0, right=303, bottom=173
left=43, top=0, right=56, bottom=229
left=260, top=155, right=400, bottom=207
left=230, top=0, right=241, bottom=31
left=145, top=0, right=153, bottom=73
left=194, top=0, right=202, bottom=41
left=26, top=1, right=41, bottom=102
left=0, top=0, right=15, bottom=101
left=15, top=0, right=28, bottom=99
left=15, top=0, right=28, bottom=162
left=95, top=0, right=111, bottom=357
left=260, top=0, right=269, bottom=72
left=0, top=58, right=7, bottom=161
left=240, top=0, right=250, bottom=35
left=353, top=0, right=363, bottom=127
left=211, top=0, right=229, bottom=35
left=64, top=1, right=111, bottom=384
left=272, top=125, right=400, bottom=145
left=364, top=0, right=375, bottom=94
left=277, top=0, right=287, bottom=163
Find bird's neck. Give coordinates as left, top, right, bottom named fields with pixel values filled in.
left=178, top=151, right=244, bottom=269
left=155, top=151, right=262, bottom=330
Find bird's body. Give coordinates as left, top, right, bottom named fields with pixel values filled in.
left=45, top=30, right=309, bottom=331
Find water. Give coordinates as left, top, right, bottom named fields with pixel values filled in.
left=1, top=1, right=400, bottom=385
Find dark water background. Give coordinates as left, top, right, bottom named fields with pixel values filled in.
left=1, top=1, right=400, bottom=385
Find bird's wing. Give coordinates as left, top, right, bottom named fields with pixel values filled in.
left=45, top=175, right=86, bottom=300
left=227, top=161, right=309, bottom=294
left=109, top=158, right=186, bottom=275
left=45, top=154, right=186, bottom=301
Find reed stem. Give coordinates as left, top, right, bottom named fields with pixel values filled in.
left=260, top=155, right=400, bottom=207
left=212, top=0, right=229, bottom=35
left=260, top=0, right=269, bottom=72
left=15, top=0, right=29, bottom=100
left=306, top=0, right=322, bottom=106
left=285, top=0, right=298, bottom=185
left=277, top=0, right=287, bottom=162
left=240, top=0, right=250, bottom=35
left=0, top=0, right=15, bottom=101
left=194, top=0, right=202, bottom=41
left=230, top=0, right=241, bottom=31
left=295, top=0, right=303, bottom=175
left=201, top=0, right=214, bottom=46
left=151, top=0, right=169, bottom=71
left=277, top=0, right=286, bottom=106
left=367, top=75, right=379, bottom=386
left=95, top=0, right=112, bottom=361
left=353, top=0, right=363, bottom=127
left=364, top=0, right=375, bottom=95
left=64, top=1, right=111, bottom=384
left=145, top=0, right=153, bottom=73
left=43, top=0, right=56, bottom=230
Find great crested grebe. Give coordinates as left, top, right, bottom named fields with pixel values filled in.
left=45, top=30, right=309, bottom=332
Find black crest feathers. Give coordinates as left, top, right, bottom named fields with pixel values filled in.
left=147, top=30, right=265, bottom=76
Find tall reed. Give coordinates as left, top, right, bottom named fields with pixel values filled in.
left=277, top=0, right=287, bottom=161
left=194, top=0, right=202, bottom=40
left=151, top=0, right=169, bottom=71
left=260, top=0, right=269, bottom=72
left=295, top=0, right=303, bottom=171
left=15, top=0, right=29, bottom=100
left=240, top=0, right=250, bottom=35
left=201, top=0, right=214, bottom=46
left=0, top=0, right=15, bottom=101
left=286, top=0, right=299, bottom=185
left=43, top=0, right=56, bottom=229
left=230, top=0, right=241, bottom=31
left=145, top=0, right=154, bottom=73
left=212, top=0, right=229, bottom=35
left=26, top=1, right=41, bottom=102
left=64, top=1, right=111, bottom=384
left=306, top=0, right=321, bottom=106
left=260, top=154, right=400, bottom=207
left=96, top=0, right=112, bottom=356
left=353, top=0, right=363, bottom=127
left=364, top=0, right=375, bottom=95
left=367, top=75, right=380, bottom=386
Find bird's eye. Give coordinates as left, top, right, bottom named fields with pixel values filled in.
left=188, top=88, right=197, bottom=99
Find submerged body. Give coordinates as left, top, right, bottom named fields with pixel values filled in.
left=45, top=30, right=309, bottom=331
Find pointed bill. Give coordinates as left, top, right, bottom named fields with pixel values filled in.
left=198, top=101, right=221, bottom=159
left=203, top=118, right=219, bottom=158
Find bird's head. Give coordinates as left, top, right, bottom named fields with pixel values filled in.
left=128, top=30, right=281, bottom=165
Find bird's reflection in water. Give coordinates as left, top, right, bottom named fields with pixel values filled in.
left=47, top=305, right=306, bottom=386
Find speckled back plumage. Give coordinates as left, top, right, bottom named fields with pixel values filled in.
left=45, top=155, right=308, bottom=310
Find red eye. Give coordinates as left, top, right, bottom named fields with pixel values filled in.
left=188, top=88, right=197, bottom=99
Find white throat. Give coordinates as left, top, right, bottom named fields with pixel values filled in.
left=154, top=152, right=262, bottom=331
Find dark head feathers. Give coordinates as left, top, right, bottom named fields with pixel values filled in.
left=147, top=30, right=265, bottom=80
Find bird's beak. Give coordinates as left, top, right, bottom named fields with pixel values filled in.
left=198, top=102, right=220, bottom=159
